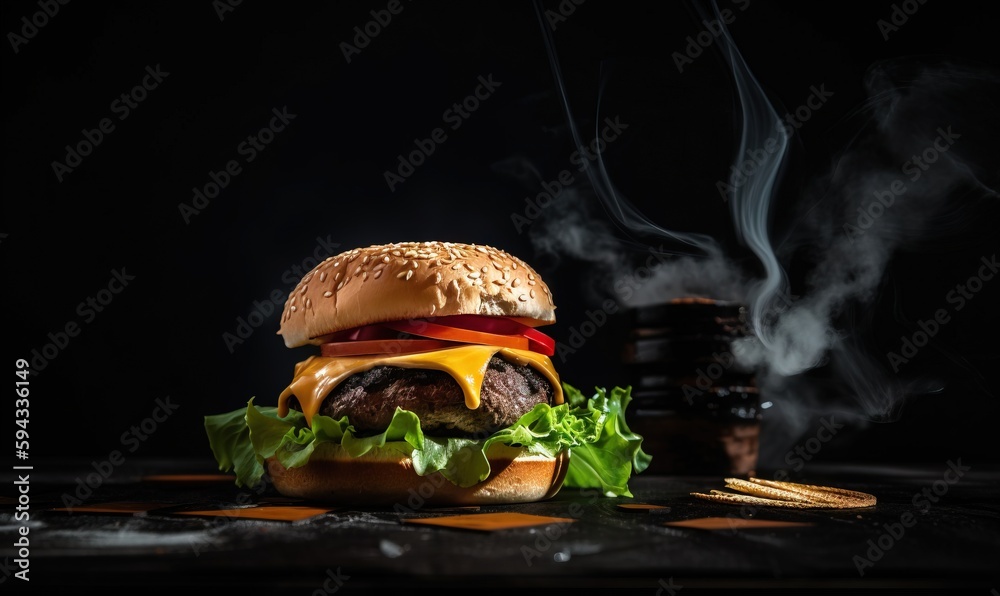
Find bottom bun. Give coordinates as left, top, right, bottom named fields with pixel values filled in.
left=265, top=443, right=569, bottom=506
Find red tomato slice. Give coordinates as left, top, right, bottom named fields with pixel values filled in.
left=316, top=316, right=556, bottom=356
left=425, top=315, right=556, bottom=356
left=520, top=328, right=555, bottom=356
left=320, top=339, right=458, bottom=357
left=382, top=320, right=530, bottom=351
left=433, top=314, right=526, bottom=334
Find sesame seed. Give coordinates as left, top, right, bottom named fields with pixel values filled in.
left=528, top=280, right=536, bottom=286
left=512, top=262, right=518, bottom=269
left=337, top=281, right=344, bottom=290
left=411, top=261, right=419, bottom=269
left=464, top=263, right=475, bottom=271
left=362, top=255, right=370, bottom=264
left=434, top=272, right=442, bottom=284
left=476, top=246, right=488, bottom=253
left=528, top=273, right=535, bottom=281
left=452, top=263, right=462, bottom=270
left=323, top=291, right=333, bottom=297
left=319, top=271, right=328, bottom=282
left=468, top=271, right=481, bottom=279
left=363, top=271, right=369, bottom=281
left=492, top=279, right=505, bottom=285
left=374, top=270, right=383, bottom=279
left=383, top=256, right=391, bottom=263
left=290, top=305, right=298, bottom=312
left=518, top=294, right=528, bottom=302
left=404, top=250, right=417, bottom=258
left=481, top=266, right=489, bottom=273
left=305, top=298, right=312, bottom=309
left=492, top=261, right=503, bottom=270
left=392, top=250, right=402, bottom=256
left=512, top=278, right=521, bottom=287
left=334, top=272, right=342, bottom=282
left=397, top=271, right=408, bottom=279
left=530, top=289, right=536, bottom=299
left=406, top=269, right=413, bottom=280
left=299, top=285, right=308, bottom=294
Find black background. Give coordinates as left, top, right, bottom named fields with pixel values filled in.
left=3, top=1, right=998, bottom=470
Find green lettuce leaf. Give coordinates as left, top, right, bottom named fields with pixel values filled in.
left=204, top=384, right=651, bottom=497
left=559, top=384, right=653, bottom=496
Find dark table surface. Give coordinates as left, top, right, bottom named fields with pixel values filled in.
left=3, top=457, right=998, bottom=593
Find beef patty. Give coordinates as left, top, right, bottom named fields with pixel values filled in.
left=287, top=355, right=554, bottom=437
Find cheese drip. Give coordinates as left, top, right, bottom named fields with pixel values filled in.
left=278, top=345, right=563, bottom=426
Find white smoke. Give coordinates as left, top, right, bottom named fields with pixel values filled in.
left=739, top=58, right=1000, bottom=422
left=517, top=0, right=999, bottom=468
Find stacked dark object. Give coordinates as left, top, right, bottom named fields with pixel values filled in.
left=622, top=297, right=761, bottom=476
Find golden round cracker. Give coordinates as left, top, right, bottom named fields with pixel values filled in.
left=691, top=477, right=876, bottom=509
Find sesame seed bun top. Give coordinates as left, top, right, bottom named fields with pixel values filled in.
left=277, top=241, right=557, bottom=348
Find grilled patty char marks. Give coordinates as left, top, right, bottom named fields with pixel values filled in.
left=286, top=355, right=554, bottom=437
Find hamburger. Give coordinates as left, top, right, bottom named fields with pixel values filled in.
left=206, top=241, right=649, bottom=506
